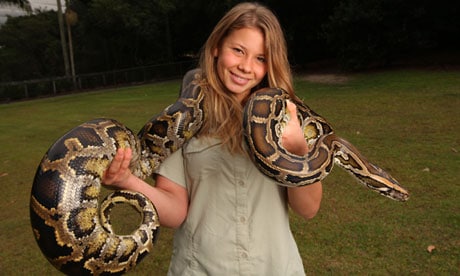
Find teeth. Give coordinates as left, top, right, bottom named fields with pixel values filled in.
left=231, top=72, right=248, bottom=84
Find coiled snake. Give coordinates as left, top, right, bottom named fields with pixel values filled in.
left=243, top=87, right=409, bottom=201
left=30, top=75, right=204, bottom=275
left=30, top=71, right=408, bottom=275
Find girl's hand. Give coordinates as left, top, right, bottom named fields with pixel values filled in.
left=103, top=148, right=190, bottom=228
left=102, top=147, right=133, bottom=189
left=281, top=100, right=309, bottom=155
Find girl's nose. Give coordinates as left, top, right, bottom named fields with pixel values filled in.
left=237, top=58, right=252, bottom=73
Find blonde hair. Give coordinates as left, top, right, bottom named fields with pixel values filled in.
left=197, top=2, right=296, bottom=154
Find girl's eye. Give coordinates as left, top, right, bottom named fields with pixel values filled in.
left=233, top=47, right=243, bottom=54
left=257, top=56, right=266, bottom=63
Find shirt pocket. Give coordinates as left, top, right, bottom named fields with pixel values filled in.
left=183, top=137, right=223, bottom=180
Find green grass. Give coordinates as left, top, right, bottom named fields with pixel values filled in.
left=0, top=70, right=459, bottom=275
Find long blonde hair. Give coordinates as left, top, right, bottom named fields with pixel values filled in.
left=197, top=2, right=296, bottom=154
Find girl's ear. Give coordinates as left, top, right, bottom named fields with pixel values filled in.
left=213, top=47, right=218, bottom=57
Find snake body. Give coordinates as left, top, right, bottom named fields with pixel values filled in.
left=30, top=78, right=204, bottom=275
left=243, top=87, right=409, bottom=201
left=30, top=72, right=408, bottom=275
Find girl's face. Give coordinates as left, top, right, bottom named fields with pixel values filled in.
left=214, top=27, right=267, bottom=103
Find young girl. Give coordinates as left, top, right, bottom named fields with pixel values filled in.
left=103, top=2, right=322, bottom=275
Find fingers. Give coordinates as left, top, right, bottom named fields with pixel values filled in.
left=283, top=100, right=308, bottom=155
left=286, top=100, right=296, bottom=112
left=109, top=148, right=132, bottom=174
left=286, top=100, right=300, bottom=124
left=103, top=148, right=132, bottom=185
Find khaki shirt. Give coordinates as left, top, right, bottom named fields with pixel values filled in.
left=158, top=137, right=305, bottom=276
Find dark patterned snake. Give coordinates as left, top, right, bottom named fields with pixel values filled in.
left=30, top=71, right=408, bottom=275
left=243, top=87, right=409, bottom=201
left=30, top=73, right=204, bottom=275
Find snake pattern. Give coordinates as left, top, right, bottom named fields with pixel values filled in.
left=243, top=87, right=409, bottom=201
left=30, top=71, right=408, bottom=275
left=30, top=74, right=204, bottom=275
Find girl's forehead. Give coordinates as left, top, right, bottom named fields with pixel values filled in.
left=225, top=28, right=265, bottom=48
left=224, top=27, right=264, bottom=42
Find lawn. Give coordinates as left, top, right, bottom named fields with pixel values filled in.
left=0, top=69, right=458, bottom=275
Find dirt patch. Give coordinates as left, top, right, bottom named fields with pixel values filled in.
left=302, top=74, right=351, bottom=84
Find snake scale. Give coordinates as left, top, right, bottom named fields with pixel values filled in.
left=30, top=75, right=204, bottom=275
left=243, top=87, right=409, bottom=201
left=30, top=71, right=408, bottom=275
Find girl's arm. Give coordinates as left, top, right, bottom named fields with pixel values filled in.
left=282, top=101, right=323, bottom=220
left=103, top=148, right=188, bottom=228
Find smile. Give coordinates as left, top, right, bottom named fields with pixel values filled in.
left=230, top=71, right=250, bottom=85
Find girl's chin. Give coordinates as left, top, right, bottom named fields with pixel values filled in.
left=225, top=81, right=253, bottom=94
left=225, top=84, right=247, bottom=95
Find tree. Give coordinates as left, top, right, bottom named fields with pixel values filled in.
left=0, top=11, right=62, bottom=81
left=322, top=0, right=460, bottom=69
left=1, top=0, right=459, bottom=81
left=0, top=0, right=32, bottom=13
left=70, top=0, right=178, bottom=72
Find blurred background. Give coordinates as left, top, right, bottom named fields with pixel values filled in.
left=0, top=0, right=459, bottom=101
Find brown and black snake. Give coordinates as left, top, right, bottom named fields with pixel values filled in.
left=30, top=72, right=204, bottom=275
left=243, top=87, right=409, bottom=201
left=30, top=71, right=408, bottom=275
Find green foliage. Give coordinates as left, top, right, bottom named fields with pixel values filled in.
left=322, top=0, right=460, bottom=69
left=0, top=11, right=62, bottom=81
left=1, top=1, right=459, bottom=81
left=72, top=0, right=170, bottom=71
left=0, top=69, right=459, bottom=274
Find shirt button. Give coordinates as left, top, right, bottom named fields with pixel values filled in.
left=240, top=216, right=246, bottom=223
left=238, top=180, right=245, bottom=186
left=189, top=259, right=198, bottom=268
left=241, top=252, right=248, bottom=259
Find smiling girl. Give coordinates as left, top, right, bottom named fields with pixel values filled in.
left=103, top=2, right=322, bottom=275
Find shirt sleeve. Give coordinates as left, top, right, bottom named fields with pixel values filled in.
left=155, top=148, right=186, bottom=188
